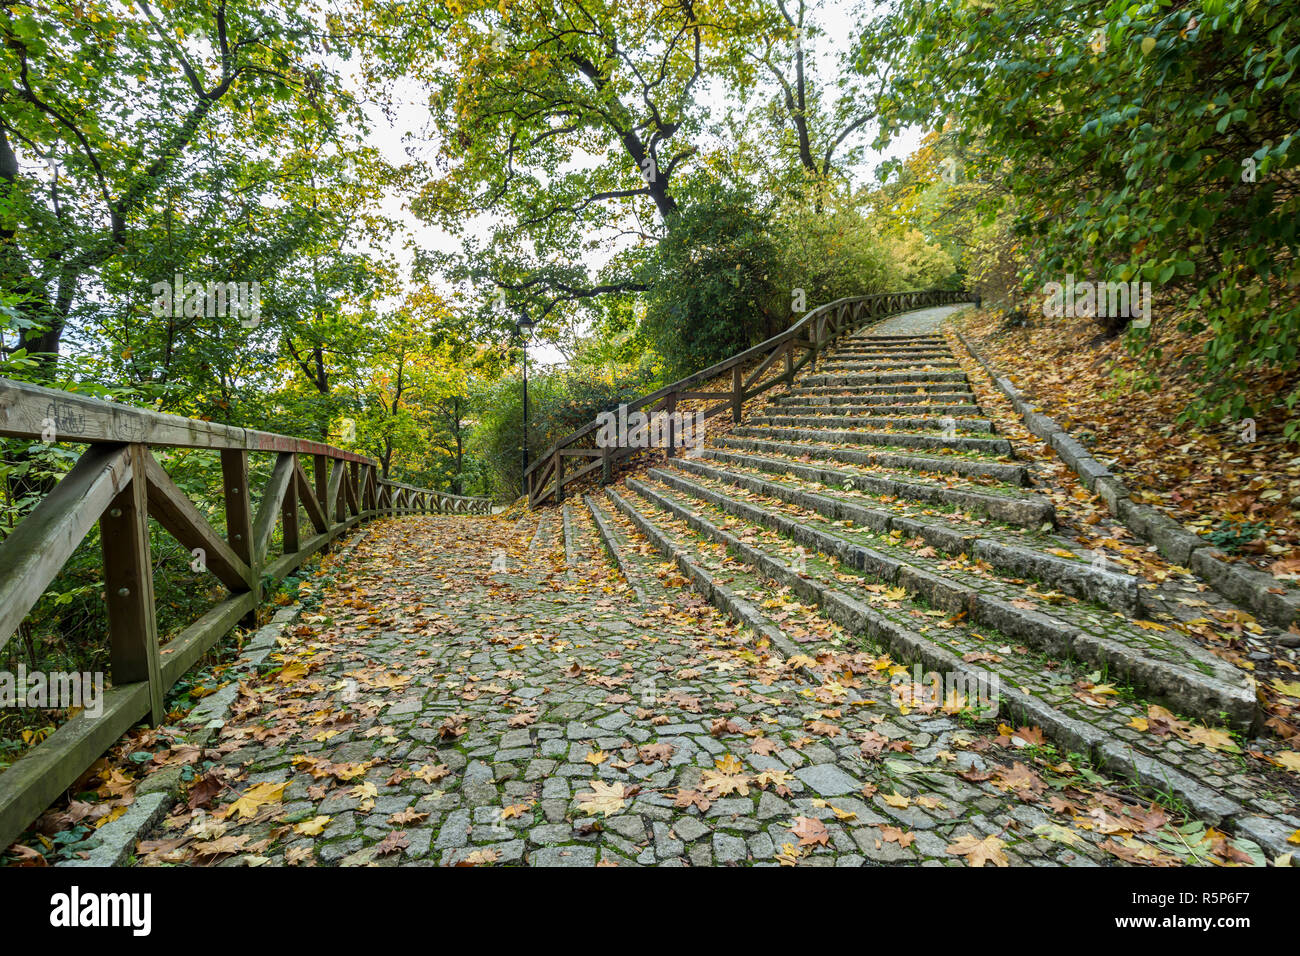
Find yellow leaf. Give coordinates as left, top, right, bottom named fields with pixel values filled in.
left=1272, top=678, right=1300, bottom=699
left=227, top=781, right=288, bottom=820
left=715, top=754, right=744, bottom=775
left=575, top=780, right=628, bottom=817
left=1185, top=725, right=1240, bottom=753
left=946, top=833, right=1009, bottom=867
left=1275, top=752, right=1300, bottom=773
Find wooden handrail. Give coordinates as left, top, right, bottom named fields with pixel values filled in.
left=524, top=288, right=973, bottom=506
left=0, top=377, right=491, bottom=850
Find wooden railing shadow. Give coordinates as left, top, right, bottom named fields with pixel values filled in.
left=0, top=378, right=491, bottom=850
left=524, top=289, right=973, bottom=507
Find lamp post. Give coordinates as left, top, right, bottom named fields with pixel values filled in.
left=516, top=307, right=536, bottom=489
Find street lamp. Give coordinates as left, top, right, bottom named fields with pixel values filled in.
left=516, top=306, right=536, bottom=484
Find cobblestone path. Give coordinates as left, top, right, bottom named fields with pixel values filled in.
left=128, top=307, right=1298, bottom=867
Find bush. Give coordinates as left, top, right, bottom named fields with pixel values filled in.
left=771, top=187, right=898, bottom=304
left=639, top=183, right=785, bottom=379
left=470, top=363, right=658, bottom=500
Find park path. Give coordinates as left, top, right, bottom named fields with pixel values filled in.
left=126, top=306, right=1297, bottom=867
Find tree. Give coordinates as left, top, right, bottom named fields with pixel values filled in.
left=0, top=1, right=356, bottom=375
left=859, top=0, right=1300, bottom=432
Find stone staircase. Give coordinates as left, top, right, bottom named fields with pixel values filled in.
left=551, top=323, right=1297, bottom=853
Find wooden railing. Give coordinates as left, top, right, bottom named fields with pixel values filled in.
left=524, top=288, right=974, bottom=506
left=0, top=377, right=491, bottom=850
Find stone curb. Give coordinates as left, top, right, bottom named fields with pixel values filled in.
left=583, top=494, right=650, bottom=603
left=56, top=527, right=372, bottom=867
left=951, top=326, right=1300, bottom=630
left=561, top=502, right=579, bottom=583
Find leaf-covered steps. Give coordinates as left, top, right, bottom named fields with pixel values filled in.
left=802, top=370, right=968, bottom=388
left=658, top=456, right=1142, bottom=612
left=788, top=382, right=976, bottom=398
left=733, top=423, right=1013, bottom=456
left=696, top=445, right=1050, bottom=527
left=630, top=467, right=1251, bottom=727
left=583, top=492, right=656, bottom=603
left=768, top=400, right=986, bottom=416
left=602, top=479, right=1279, bottom=843
left=712, top=434, right=1030, bottom=485
left=751, top=410, right=995, bottom=432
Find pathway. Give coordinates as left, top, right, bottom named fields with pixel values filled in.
left=127, top=307, right=1298, bottom=867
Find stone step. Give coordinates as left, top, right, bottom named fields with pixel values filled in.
left=826, top=351, right=961, bottom=358
left=713, top=435, right=1031, bottom=485
left=824, top=355, right=960, bottom=364
left=734, top=423, right=1013, bottom=456
left=561, top=502, right=580, bottom=582
left=828, top=356, right=956, bottom=365
left=751, top=412, right=995, bottom=433
left=832, top=347, right=953, bottom=356
left=528, top=512, right=557, bottom=553
left=608, top=479, right=1260, bottom=835
left=853, top=335, right=947, bottom=344
left=659, top=456, right=1157, bottom=615
left=764, top=402, right=984, bottom=417
left=583, top=492, right=663, bottom=603
left=697, top=446, right=1049, bottom=527
left=790, top=383, right=975, bottom=397
left=803, top=371, right=968, bottom=387
left=822, top=360, right=962, bottom=371
left=632, top=472, right=1253, bottom=730
left=601, top=487, right=800, bottom=654
left=774, top=393, right=978, bottom=408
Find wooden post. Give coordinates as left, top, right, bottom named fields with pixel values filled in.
left=784, top=341, right=794, bottom=385
left=282, top=455, right=300, bottom=554
left=554, top=450, right=564, bottom=504
left=732, top=365, right=744, bottom=423
left=314, top=455, right=330, bottom=526
left=101, top=445, right=164, bottom=724
left=601, top=445, right=612, bottom=485
left=664, top=392, right=678, bottom=459
left=221, top=449, right=257, bottom=626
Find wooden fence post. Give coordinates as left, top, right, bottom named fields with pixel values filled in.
left=665, top=392, right=678, bottom=459
left=554, top=450, right=565, bottom=504
left=282, top=454, right=300, bottom=554
left=314, top=454, right=330, bottom=525
left=221, top=449, right=257, bottom=626
left=732, top=365, right=744, bottom=423
left=101, top=444, right=164, bottom=724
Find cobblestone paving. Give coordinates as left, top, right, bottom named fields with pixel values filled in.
left=132, top=514, right=1282, bottom=866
